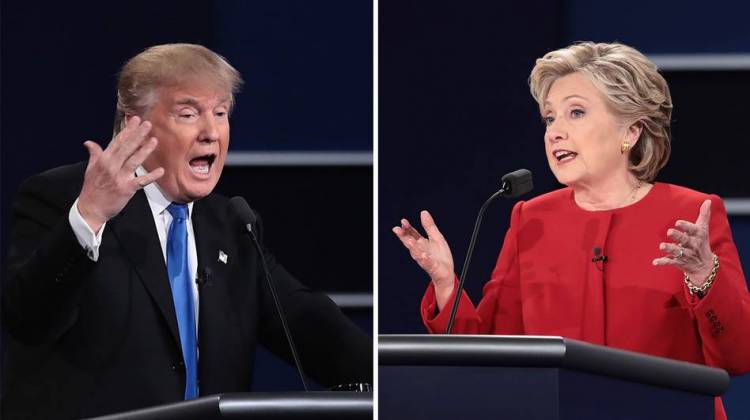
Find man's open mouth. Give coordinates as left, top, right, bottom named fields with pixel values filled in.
left=189, top=154, right=217, bottom=174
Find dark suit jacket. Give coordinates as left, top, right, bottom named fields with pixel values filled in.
left=2, top=162, right=372, bottom=419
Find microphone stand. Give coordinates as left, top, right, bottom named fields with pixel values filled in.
left=445, top=185, right=508, bottom=334
left=245, top=225, right=310, bottom=391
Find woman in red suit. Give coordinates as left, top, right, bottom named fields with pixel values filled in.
left=393, top=42, right=749, bottom=420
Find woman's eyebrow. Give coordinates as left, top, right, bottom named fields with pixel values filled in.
left=544, top=94, right=589, bottom=106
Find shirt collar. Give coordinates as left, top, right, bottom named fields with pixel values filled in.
left=135, top=166, right=193, bottom=218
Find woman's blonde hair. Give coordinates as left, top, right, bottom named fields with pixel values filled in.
left=529, top=42, right=672, bottom=182
left=113, top=43, right=243, bottom=137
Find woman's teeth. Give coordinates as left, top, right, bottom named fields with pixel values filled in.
left=554, top=151, right=578, bottom=162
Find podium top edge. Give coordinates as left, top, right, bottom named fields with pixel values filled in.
left=85, top=392, right=372, bottom=420
left=378, top=334, right=729, bottom=396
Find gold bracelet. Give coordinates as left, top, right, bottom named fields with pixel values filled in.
left=684, top=254, right=720, bottom=297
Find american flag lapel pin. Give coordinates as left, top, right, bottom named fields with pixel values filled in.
left=218, top=250, right=228, bottom=264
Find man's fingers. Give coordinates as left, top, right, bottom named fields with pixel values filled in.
left=131, top=167, right=164, bottom=189
left=107, top=116, right=141, bottom=153
left=420, top=210, right=444, bottom=240
left=83, top=141, right=104, bottom=163
left=117, top=120, right=153, bottom=162
left=127, top=115, right=142, bottom=127
left=123, top=137, right=159, bottom=172
left=109, top=118, right=152, bottom=165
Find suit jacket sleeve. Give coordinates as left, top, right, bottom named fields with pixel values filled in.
left=253, top=217, right=373, bottom=386
left=676, top=196, right=750, bottom=375
left=3, top=163, right=95, bottom=345
left=420, top=201, right=525, bottom=335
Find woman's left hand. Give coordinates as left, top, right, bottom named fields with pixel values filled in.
left=653, top=199, right=715, bottom=285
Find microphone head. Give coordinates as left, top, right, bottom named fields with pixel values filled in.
left=501, top=169, right=533, bottom=198
left=228, top=196, right=258, bottom=227
left=592, top=246, right=602, bottom=256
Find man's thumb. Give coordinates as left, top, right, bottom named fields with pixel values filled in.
left=83, top=141, right=103, bottom=162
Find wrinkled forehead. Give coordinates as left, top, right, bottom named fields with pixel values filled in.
left=154, top=79, right=233, bottom=108
left=544, top=73, right=594, bottom=103
left=540, top=71, right=614, bottom=114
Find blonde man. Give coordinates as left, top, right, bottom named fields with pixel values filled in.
left=3, top=44, right=371, bottom=419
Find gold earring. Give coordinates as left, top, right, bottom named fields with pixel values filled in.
left=621, top=142, right=631, bottom=154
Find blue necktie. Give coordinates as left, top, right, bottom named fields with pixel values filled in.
left=166, top=203, right=198, bottom=399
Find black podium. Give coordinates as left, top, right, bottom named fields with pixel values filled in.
left=380, top=335, right=728, bottom=420
left=86, top=392, right=372, bottom=420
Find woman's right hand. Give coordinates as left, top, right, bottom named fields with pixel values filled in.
left=393, top=210, right=456, bottom=309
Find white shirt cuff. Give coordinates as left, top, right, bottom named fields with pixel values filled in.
left=68, top=198, right=106, bottom=261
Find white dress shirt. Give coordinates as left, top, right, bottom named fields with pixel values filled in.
left=68, top=167, right=200, bottom=326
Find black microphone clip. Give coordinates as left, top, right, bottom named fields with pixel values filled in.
left=196, top=267, right=212, bottom=288
left=592, top=247, right=608, bottom=272
left=591, top=246, right=608, bottom=263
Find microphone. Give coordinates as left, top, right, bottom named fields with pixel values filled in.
left=228, top=196, right=310, bottom=391
left=500, top=169, right=534, bottom=198
left=196, top=267, right=212, bottom=288
left=592, top=246, right=607, bottom=272
left=445, top=169, right=533, bottom=334
left=229, top=196, right=258, bottom=233
left=591, top=246, right=608, bottom=263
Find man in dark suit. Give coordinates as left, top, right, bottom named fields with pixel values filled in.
left=2, top=44, right=371, bottom=419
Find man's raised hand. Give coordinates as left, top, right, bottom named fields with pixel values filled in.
left=77, top=116, right=164, bottom=232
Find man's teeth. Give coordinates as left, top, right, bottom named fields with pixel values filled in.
left=190, top=162, right=210, bottom=174
left=189, top=155, right=214, bottom=174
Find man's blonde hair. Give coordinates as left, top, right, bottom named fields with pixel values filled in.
left=113, top=43, right=243, bottom=136
left=529, top=42, right=672, bottom=182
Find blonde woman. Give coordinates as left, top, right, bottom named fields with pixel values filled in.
left=394, top=42, right=749, bottom=420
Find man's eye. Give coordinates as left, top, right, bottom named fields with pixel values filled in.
left=215, top=111, right=227, bottom=117
left=571, top=109, right=585, bottom=118
left=179, top=113, right=197, bottom=119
